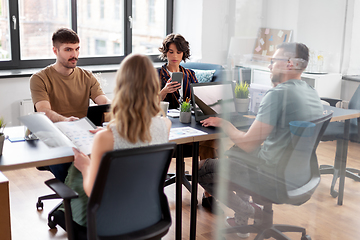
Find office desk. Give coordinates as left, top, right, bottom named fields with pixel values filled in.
left=169, top=117, right=219, bottom=240
left=0, top=120, right=222, bottom=240
left=170, top=115, right=254, bottom=240
left=322, top=105, right=360, bottom=205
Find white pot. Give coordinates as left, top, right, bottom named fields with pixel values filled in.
left=0, top=134, right=4, bottom=156
left=179, top=112, right=191, bottom=123
left=235, top=98, right=250, bottom=113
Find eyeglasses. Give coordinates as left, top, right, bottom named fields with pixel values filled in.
left=270, top=58, right=289, bottom=65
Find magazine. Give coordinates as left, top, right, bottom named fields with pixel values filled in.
left=19, top=113, right=96, bottom=155
left=169, top=127, right=208, bottom=140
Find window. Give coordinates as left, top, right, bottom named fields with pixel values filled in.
left=100, top=0, right=104, bottom=19
left=78, top=0, right=124, bottom=57
left=18, top=0, right=71, bottom=60
left=115, top=0, right=120, bottom=20
left=95, top=39, right=107, bottom=55
left=132, top=0, right=136, bottom=21
left=87, top=0, right=91, bottom=19
left=0, top=0, right=11, bottom=61
left=113, top=42, right=120, bottom=55
left=148, top=0, right=155, bottom=24
left=53, top=0, right=58, bottom=17
left=0, top=0, right=173, bottom=70
left=132, top=0, right=167, bottom=55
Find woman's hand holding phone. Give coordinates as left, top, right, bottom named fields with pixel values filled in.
left=163, top=79, right=181, bottom=94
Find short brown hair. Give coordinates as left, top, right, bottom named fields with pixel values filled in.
left=277, top=42, right=309, bottom=69
left=52, top=28, right=79, bottom=48
left=158, top=33, right=190, bottom=62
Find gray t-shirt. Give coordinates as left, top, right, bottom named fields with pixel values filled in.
left=255, top=79, right=323, bottom=166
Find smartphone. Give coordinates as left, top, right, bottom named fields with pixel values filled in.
left=172, top=72, right=183, bottom=84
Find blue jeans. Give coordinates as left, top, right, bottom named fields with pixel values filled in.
left=198, top=157, right=257, bottom=218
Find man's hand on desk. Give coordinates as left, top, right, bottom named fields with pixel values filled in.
left=64, top=116, right=79, bottom=122
left=200, top=117, right=223, bottom=128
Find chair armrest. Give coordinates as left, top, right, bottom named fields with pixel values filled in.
left=45, top=178, right=78, bottom=200
left=357, top=118, right=360, bottom=142
left=225, top=145, right=265, bottom=168
left=320, top=97, right=342, bottom=107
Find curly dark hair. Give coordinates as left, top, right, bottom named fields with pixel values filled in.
left=52, top=28, right=79, bottom=48
left=158, top=33, right=190, bottom=62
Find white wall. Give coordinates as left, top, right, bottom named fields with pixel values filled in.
left=0, top=77, right=32, bottom=127
left=201, top=0, right=233, bottom=65
left=296, top=0, right=346, bottom=73
left=254, top=0, right=347, bottom=73
left=345, top=0, right=360, bottom=75
left=261, top=0, right=300, bottom=38
left=174, top=0, right=234, bottom=65
left=234, top=0, right=263, bottom=38
left=173, top=0, right=203, bottom=62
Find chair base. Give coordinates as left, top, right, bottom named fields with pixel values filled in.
left=224, top=223, right=311, bottom=240
left=36, top=193, right=61, bottom=210
left=320, top=164, right=360, bottom=198
left=222, top=203, right=311, bottom=240
left=165, top=173, right=192, bottom=192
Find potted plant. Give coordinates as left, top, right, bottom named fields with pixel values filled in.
left=0, top=117, right=6, bottom=156
left=179, top=98, right=191, bottom=123
left=234, top=82, right=250, bottom=112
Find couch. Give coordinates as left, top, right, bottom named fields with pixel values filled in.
left=180, top=62, right=224, bottom=83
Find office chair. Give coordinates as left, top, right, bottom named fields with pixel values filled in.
left=39, top=143, right=176, bottom=240
left=320, top=85, right=360, bottom=197
left=36, top=104, right=111, bottom=210
left=165, top=144, right=193, bottom=191
left=222, top=112, right=332, bottom=240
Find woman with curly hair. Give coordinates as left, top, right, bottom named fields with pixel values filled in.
left=64, top=54, right=171, bottom=230
left=158, top=33, right=198, bottom=109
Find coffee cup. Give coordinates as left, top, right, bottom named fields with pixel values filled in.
left=160, top=101, right=169, bottom=117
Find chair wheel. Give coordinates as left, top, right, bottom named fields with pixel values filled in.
left=301, top=235, right=311, bottom=240
left=330, top=190, right=339, bottom=198
left=48, top=220, right=57, bottom=229
left=36, top=201, right=44, bottom=210
left=48, top=214, right=58, bottom=229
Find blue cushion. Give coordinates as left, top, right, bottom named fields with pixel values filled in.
left=193, top=69, right=216, bottom=83
left=181, top=62, right=224, bottom=82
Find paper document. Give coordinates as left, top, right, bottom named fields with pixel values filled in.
left=167, top=109, right=180, bottom=118
left=169, top=127, right=208, bottom=140
left=19, top=113, right=96, bottom=154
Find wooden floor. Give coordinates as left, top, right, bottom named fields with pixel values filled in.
left=4, top=140, right=360, bottom=240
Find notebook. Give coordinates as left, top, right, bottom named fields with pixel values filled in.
left=190, top=82, right=253, bottom=128
left=87, top=104, right=111, bottom=126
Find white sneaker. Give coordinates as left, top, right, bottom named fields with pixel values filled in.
left=225, top=217, right=250, bottom=238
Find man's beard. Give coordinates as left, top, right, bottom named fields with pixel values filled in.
left=62, top=57, right=78, bottom=69
left=271, top=72, right=284, bottom=86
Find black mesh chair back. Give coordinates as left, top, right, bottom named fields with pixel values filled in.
left=319, top=86, right=360, bottom=198
left=275, top=111, right=332, bottom=204
left=223, top=112, right=332, bottom=239
left=348, top=85, right=360, bottom=126
left=250, top=112, right=332, bottom=205
left=87, top=143, right=176, bottom=240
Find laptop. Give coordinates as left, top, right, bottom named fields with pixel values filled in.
left=87, top=104, right=111, bottom=126
left=190, top=82, right=254, bottom=128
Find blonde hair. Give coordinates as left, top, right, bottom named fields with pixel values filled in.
left=109, top=54, right=161, bottom=143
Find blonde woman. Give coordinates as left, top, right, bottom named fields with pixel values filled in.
left=64, top=54, right=171, bottom=230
